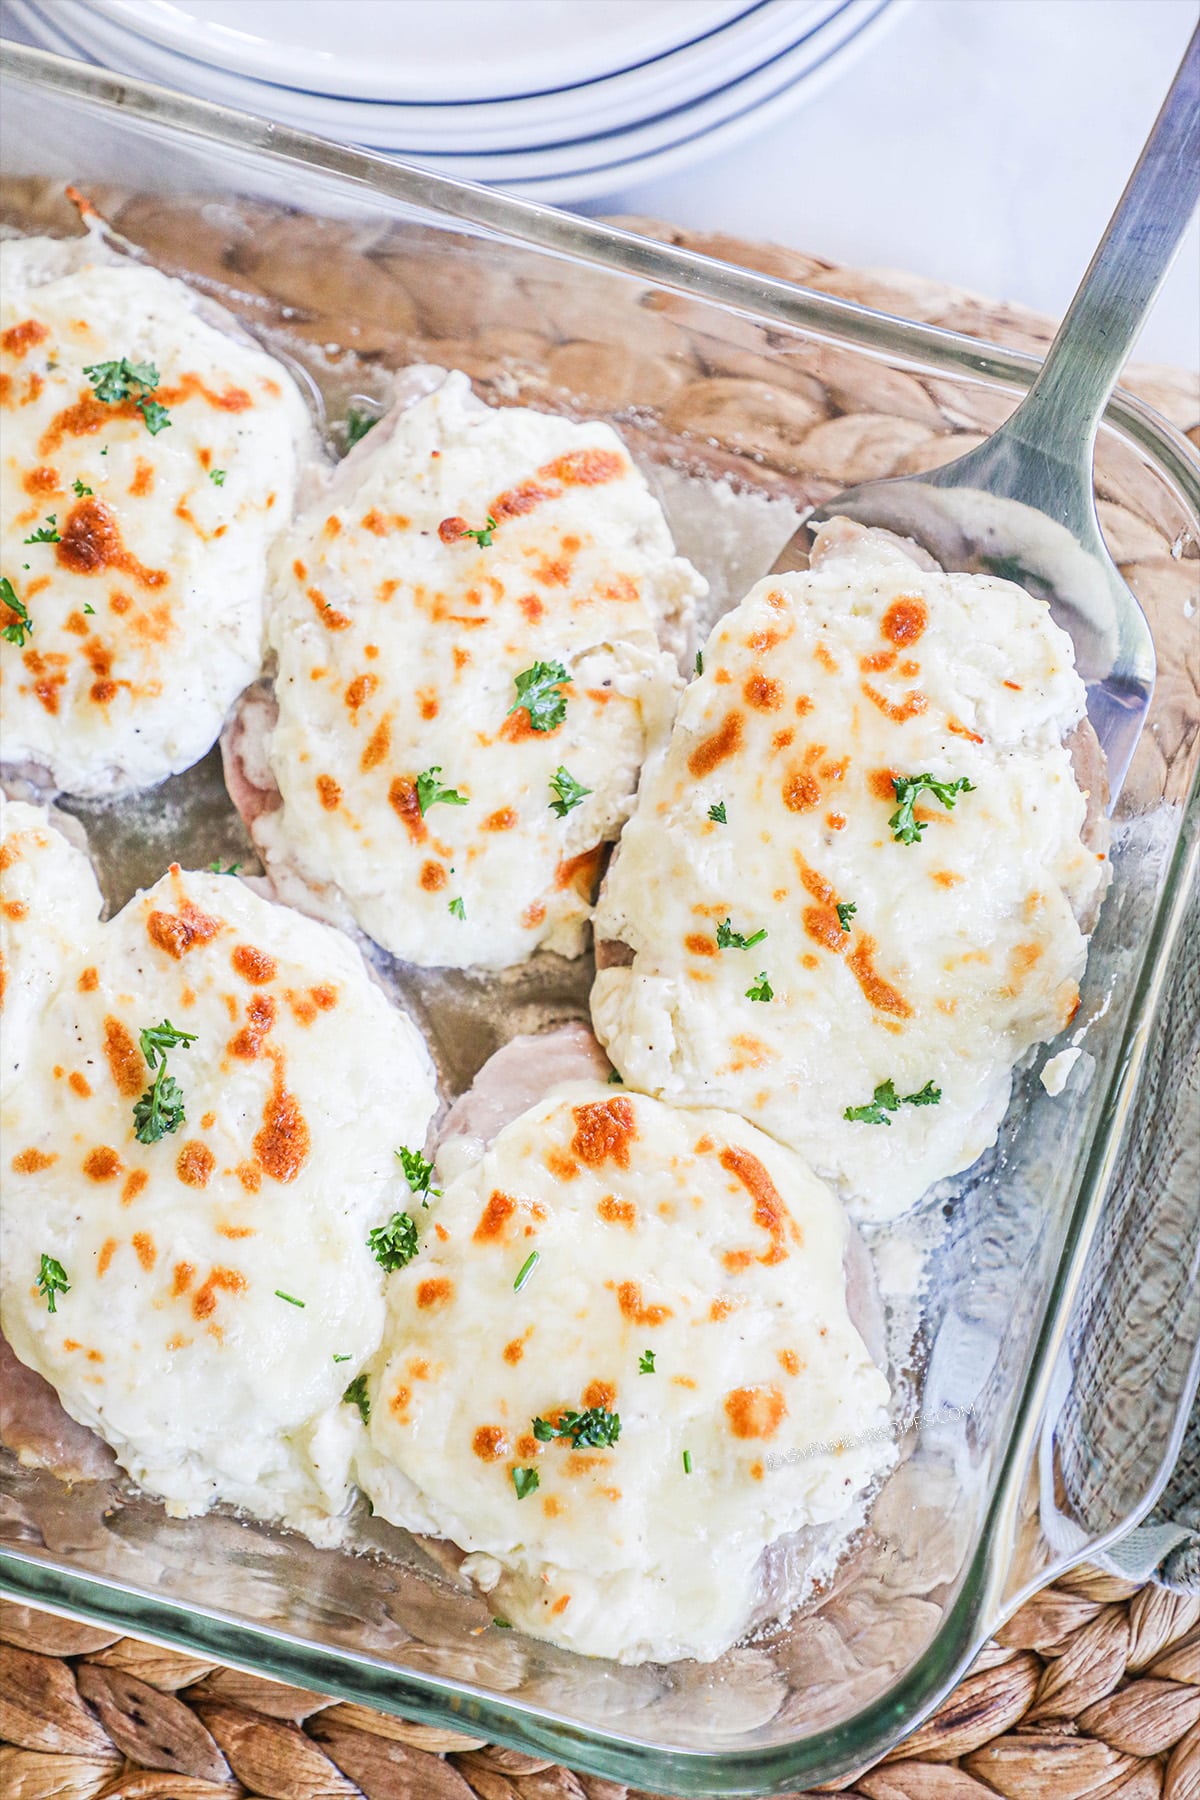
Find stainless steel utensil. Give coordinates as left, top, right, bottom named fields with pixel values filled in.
left=776, top=25, right=1200, bottom=802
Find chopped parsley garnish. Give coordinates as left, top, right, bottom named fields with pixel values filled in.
left=207, top=859, right=242, bottom=875
left=708, top=801, right=726, bottom=824
left=512, top=1467, right=540, bottom=1500
left=493, top=1617, right=513, bottom=1628
left=683, top=1449, right=693, bottom=1475
left=513, top=1251, right=540, bottom=1293
left=132, top=1020, right=197, bottom=1145
left=209, top=469, right=226, bottom=486
left=342, top=1373, right=371, bottom=1423
left=638, top=1349, right=655, bottom=1374
left=73, top=479, right=93, bottom=497
left=836, top=901, right=857, bottom=932
left=532, top=1405, right=621, bottom=1449
left=607, top=1068, right=623, bottom=1085
left=275, top=1290, right=305, bottom=1307
left=396, top=1145, right=440, bottom=1205
left=461, top=514, right=498, bottom=548
left=448, top=895, right=466, bottom=920
left=889, top=773, right=975, bottom=845
left=83, top=357, right=171, bottom=434
left=37, top=1253, right=69, bottom=1314
left=23, top=514, right=59, bottom=545
left=333, top=1353, right=353, bottom=1363
left=345, top=407, right=379, bottom=448
left=716, top=917, right=767, bottom=951
left=83, top=604, right=95, bottom=615
left=0, top=578, right=33, bottom=647
left=415, top=765, right=468, bottom=813
left=694, top=650, right=704, bottom=676
left=746, top=971, right=774, bottom=1002
left=368, top=1210, right=420, bottom=1272
left=509, top=660, right=570, bottom=733
left=549, top=765, right=591, bottom=818
left=844, top=1078, right=943, bottom=1126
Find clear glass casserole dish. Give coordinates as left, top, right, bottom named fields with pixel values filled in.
left=0, top=40, right=1198, bottom=1796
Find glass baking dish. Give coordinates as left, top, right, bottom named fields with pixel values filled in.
left=1, top=41, right=1198, bottom=1797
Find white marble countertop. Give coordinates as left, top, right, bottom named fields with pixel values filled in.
left=595, top=0, right=1199, bottom=370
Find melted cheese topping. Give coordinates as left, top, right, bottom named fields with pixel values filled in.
left=251, top=371, right=704, bottom=969
left=592, top=532, right=1106, bottom=1218
left=0, top=235, right=311, bottom=796
left=0, top=841, right=437, bottom=1532
left=355, top=1082, right=890, bottom=1663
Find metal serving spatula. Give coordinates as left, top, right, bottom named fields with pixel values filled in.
left=773, top=25, right=1200, bottom=802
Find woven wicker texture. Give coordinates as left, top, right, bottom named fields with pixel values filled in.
left=0, top=204, right=1197, bottom=1799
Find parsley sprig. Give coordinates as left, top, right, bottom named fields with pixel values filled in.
left=836, top=901, right=857, bottom=932
left=844, top=1078, right=942, bottom=1126
left=512, top=1467, right=539, bottom=1500
left=638, top=1349, right=655, bottom=1374
left=73, top=478, right=93, bottom=498
left=708, top=801, right=726, bottom=824
left=889, top=774, right=975, bottom=845
left=396, top=1145, right=441, bottom=1206
left=532, top=1405, right=621, bottom=1449
left=0, top=578, right=33, bottom=647
left=746, top=971, right=774, bottom=1002
left=83, top=358, right=172, bottom=435
left=716, top=917, right=767, bottom=951
left=345, top=407, right=379, bottom=448
left=415, top=766, right=468, bottom=814
left=509, top=660, right=570, bottom=733
left=461, top=514, right=498, bottom=548
left=368, top=1211, right=420, bottom=1272
left=23, top=514, right=60, bottom=545
left=132, top=1020, right=197, bottom=1145
left=37, top=1253, right=70, bottom=1314
left=343, top=1373, right=371, bottom=1423
left=549, top=765, right=591, bottom=817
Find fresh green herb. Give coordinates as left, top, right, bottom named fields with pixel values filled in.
left=207, top=859, right=242, bottom=875
left=514, top=1251, right=540, bottom=1293
left=82, top=604, right=95, bottom=615
left=342, top=1372, right=371, bottom=1423
left=345, top=407, right=378, bottom=448
left=508, top=659, right=570, bottom=733
left=682, top=1449, right=693, bottom=1475
left=460, top=513, right=498, bottom=548
left=73, top=478, right=93, bottom=497
left=493, top=1616, right=513, bottom=1628
left=368, top=1210, right=419, bottom=1272
left=532, top=1405, right=621, bottom=1449
left=549, top=765, right=591, bottom=818
left=132, top=1020, right=197, bottom=1145
left=415, top=765, right=468, bottom=813
left=716, top=917, right=767, bottom=951
left=100, top=446, right=108, bottom=456
left=23, top=514, right=59, bottom=545
left=0, top=578, right=33, bottom=647
left=708, top=801, right=726, bottom=824
left=836, top=901, right=857, bottom=932
left=396, top=1145, right=440, bottom=1205
left=844, top=1078, right=943, bottom=1126
left=746, top=971, right=774, bottom=1002
left=638, top=1349, right=655, bottom=1374
left=209, top=468, right=226, bottom=486
left=694, top=650, right=704, bottom=676
left=275, top=1290, right=305, bottom=1307
left=607, top=1068, right=623, bottom=1085
left=889, top=773, right=975, bottom=846
left=448, top=895, right=466, bottom=920
left=333, top=1353, right=353, bottom=1363
left=512, top=1467, right=540, bottom=1500
left=83, top=357, right=171, bottom=434
left=37, top=1253, right=69, bottom=1314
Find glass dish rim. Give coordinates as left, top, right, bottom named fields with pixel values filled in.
left=0, top=39, right=1197, bottom=1795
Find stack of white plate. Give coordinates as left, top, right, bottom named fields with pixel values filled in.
left=5, top=0, right=903, bottom=200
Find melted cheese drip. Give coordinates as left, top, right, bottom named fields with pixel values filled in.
left=253, top=371, right=705, bottom=969
left=355, top=1080, right=890, bottom=1663
left=0, top=236, right=311, bottom=795
left=0, top=818, right=437, bottom=1533
left=592, top=532, right=1106, bottom=1218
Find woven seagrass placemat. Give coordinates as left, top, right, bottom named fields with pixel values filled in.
left=1, top=214, right=1197, bottom=1800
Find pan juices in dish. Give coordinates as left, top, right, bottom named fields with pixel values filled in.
left=224, top=369, right=705, bottom=970
left=0, top=231, right=313, bottom=797
left=0, top=797, right=437, bottom=1539
left=592, top=523, right=1109, bottom=1220
left=352, top=1025, right=892, bottom=1665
